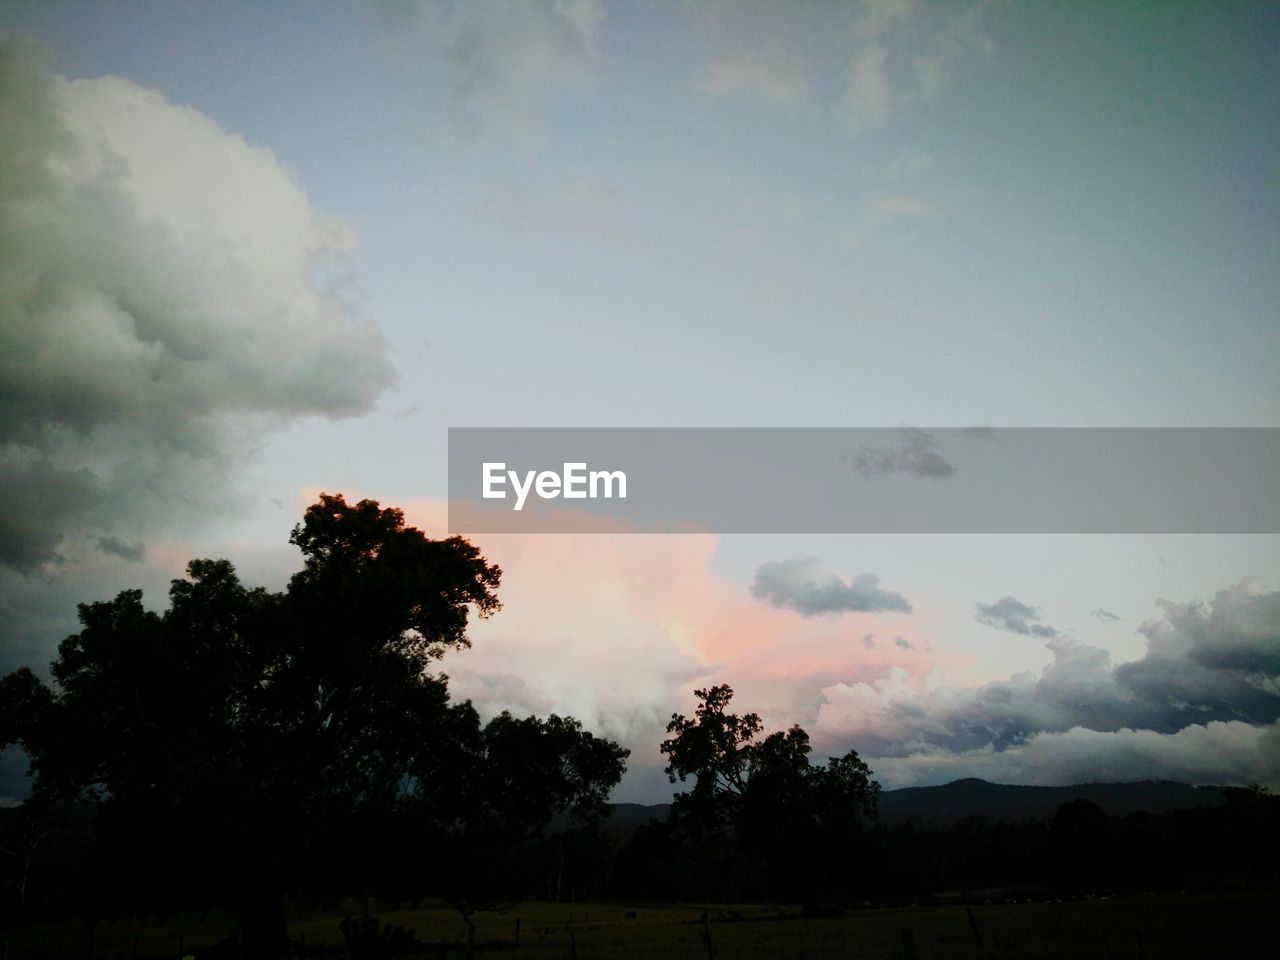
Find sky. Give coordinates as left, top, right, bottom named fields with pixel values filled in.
left=1, top=0, right=1278, bottom=804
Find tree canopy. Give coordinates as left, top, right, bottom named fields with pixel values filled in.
left=660, top=684, right=879, bottom=914
left=0, top=494, right=627, bottom=955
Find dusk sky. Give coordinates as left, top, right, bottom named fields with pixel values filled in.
left=2, top=1, right=1277, bottom=804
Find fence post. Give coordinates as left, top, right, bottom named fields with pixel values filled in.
left=514, top=917, right=520, bottom=946
left=569, top=928, right=577, bottom=960
left=901, top=929, right=918, bottom=960
left=702, top=909, right=713, bottom=960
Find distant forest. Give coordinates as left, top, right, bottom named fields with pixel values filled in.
left=3, top=779, right=1279, bottom=925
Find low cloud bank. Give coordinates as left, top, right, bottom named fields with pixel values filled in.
left=820, top=580, right=1280, bottom=787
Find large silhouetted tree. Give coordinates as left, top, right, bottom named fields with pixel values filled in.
left=661, top=684, right=879, bottom=914
left=0, top=494, right=627, bottom=956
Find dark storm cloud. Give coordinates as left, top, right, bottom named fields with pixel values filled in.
left=819, top=581, right=1280, bottom=784
left=0, top=38, right=394, bottom=572
left=1114, top=584, right=1280, bottom=720
left=751, top=558, right=912, bottom=616
left=975, top=595, right=1060, bottom=638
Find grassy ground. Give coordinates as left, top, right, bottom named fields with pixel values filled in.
left=3, top=889, right=1276, bottom=960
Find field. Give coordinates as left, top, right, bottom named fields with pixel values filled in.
left=4, top=890, right=1276, bottom=960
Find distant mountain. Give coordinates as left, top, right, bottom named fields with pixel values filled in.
left=606, top=801, right=672, bottom=827
left=595, top=779, right=1231, bottom=831
left=549, top=802, right=670, bottom=832
left=875, top=778, right=1230, bottom=825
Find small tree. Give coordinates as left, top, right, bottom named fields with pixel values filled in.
left=0, top=797, right=57, bottom=912
left=661, top=684, right=879, bottom=914
left=407, top=710, right=627, bottom=953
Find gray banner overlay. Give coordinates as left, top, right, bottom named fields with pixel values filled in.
left=447, top=428, right=1280, bottom=534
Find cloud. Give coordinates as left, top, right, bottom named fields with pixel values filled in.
left=849, top=428, right=956, bottom=480
left=1163, top=579, right=1280, bottom=676
left=832, top=0, right=993, bottom=135
left=914, top=55, right=943, bottom=101
left=690, top=2, right=993, bottom=138
left=865, top=150, right=932, bottom=181
left=834, top=43, right=892, bottom=134
left=832, top=0, right=915, bottom=135
left=483, top=175, right=619, bottom=238
left=0, top=38, right=393, bottom=571
left=817, top=580, right=1280, bottom=787
left=975, top=596, right=1060, bottom=639
left=869, top=720, right=1280, bottom=789
left=96, top=536, right=144, bottom=563
left=1115, top=582, right=1280, bottom=717
left=699, top=54, right=810, bottom=106
left=368, top=0, right=603, bottom=141
left=0, top=747, right=31, bottom=807
left=391, top=497, right=927, bottom=801
left=750, top=557, right=913, bottom=616
left=869, top=193, right=935, bottom=218
left=1091, top=608, right=1120, bottom=623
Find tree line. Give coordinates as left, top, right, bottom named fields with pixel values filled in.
left=2, top=497, right=1277, bottom=954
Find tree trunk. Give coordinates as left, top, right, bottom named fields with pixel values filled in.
left=554, top=846, right=564, bottom=902
left=236, top=881, right=289, bottom=959
left=462, top=914, right=475, bottom=960
left=799, top=871, right=821, bottom=918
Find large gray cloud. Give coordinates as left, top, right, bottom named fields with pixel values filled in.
left=0, top=38, right=394, bottom=571
left=751, top=557, right=912, bottom=616
left=818, top=580, right=1280, bottom=785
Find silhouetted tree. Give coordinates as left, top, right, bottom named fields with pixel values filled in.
left=0, top=494, right=626, bottom=956
left=402, top=710, right=626, bottom=942
left=660, top=685, right=879, bottom=914
left=0, top=795, right=58, bottom=912
left=1050, top=797, right=1112, bottom=892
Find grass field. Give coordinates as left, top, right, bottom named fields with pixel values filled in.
left=4, top=889, right=1276, bottom=960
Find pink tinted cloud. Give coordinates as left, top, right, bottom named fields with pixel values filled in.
left=393, top=497, right=937, bottom=734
